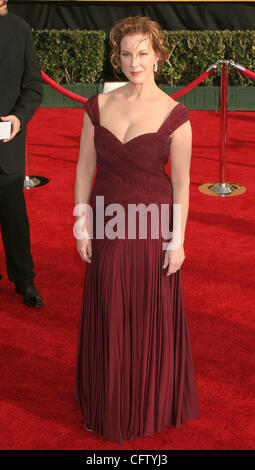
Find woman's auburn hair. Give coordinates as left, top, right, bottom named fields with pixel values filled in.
left=109, top=15, right=170, bottom=78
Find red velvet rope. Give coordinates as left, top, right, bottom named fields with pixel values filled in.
left=41, top=71, right=87, bottom=104
left=170, top=69, right=215, bottom=98
left=41, top=65, right=255, bottom=103
left=41, top=68, right=216, bottom=103
left=235, top=66, right=255, bottom=81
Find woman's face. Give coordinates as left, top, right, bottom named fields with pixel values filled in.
left=119, top=34, right=159, bottom=82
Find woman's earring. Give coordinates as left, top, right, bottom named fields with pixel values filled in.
left=154, top=62, right=158, bottom=72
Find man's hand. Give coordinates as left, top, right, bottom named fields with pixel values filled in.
left=0, top=115, right=21, bottom=143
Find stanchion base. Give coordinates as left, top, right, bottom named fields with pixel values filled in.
left=199, top=182, right=246, bottom=197
left=24, top=175, right=50, bottom=189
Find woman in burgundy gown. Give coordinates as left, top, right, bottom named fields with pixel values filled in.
left=74, top=16, right=199, bottom=445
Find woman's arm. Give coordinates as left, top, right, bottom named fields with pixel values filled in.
left=163, top=119, right=192, bottom=275
left=74, top=111, right=97, bottom=262
left=75, top=111, right=97, bottom=216
left=170, top=119, right=192, bottom=245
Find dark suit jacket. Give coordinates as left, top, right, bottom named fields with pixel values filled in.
left=0, top=14, right=43, bottom=174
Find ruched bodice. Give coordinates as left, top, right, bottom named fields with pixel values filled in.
left=84, top=93, right=191, bottom=207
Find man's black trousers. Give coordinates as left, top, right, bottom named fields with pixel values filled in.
left=0, top=166, right=36, bottom=288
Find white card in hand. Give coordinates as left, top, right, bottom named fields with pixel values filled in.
left=0, top=122, right=11, bottom=140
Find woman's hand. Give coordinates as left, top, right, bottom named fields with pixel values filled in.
left=77, top=236, right=92, bottom=263
left=163, top=244, right=185, bottom=276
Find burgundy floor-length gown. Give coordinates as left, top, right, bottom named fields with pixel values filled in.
left=74, top=93, right=200, bottom=445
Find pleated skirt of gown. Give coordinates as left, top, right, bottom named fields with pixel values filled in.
left=74, top=207, right=200, bottom=445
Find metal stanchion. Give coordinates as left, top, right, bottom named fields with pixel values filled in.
left=199, top=60, right=246, bottom=197
left=24, top=136, right=49, bottom=189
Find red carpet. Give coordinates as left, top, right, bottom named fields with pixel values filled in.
left=1, top=107, right=255, bottom=450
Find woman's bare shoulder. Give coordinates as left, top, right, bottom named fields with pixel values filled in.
left=159, top=89, right=179, bottom=110
left=98, top=89, right=120, bottom=108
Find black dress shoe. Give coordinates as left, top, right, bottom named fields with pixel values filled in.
left=15, top=283, right=44, bottom=308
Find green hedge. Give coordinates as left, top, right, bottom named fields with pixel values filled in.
left=32, top=29, right=255, bottom=86
left=33, top=30, right=106, bottom=84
